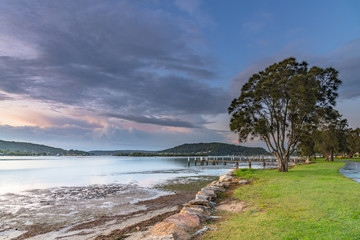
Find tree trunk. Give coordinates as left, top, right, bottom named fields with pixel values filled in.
left=330, top=149, right=334, bottom=162
left=277, top=156, right=288, bottom=172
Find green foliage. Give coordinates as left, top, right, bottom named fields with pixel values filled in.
left=229, top=58, right=341, bottom=172
left=298, top=134, right=316, bottom=159
left=200, top=159, right=360, bottom=239
left=346, top=128, right=360, bottom=157
left=314, top=114, right=348, bottom=161
left=0, top=140, right=91, bottom=156
left=160, top=142, right=269, bottom=156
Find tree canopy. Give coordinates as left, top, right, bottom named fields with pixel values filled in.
left=313, top=114, right=348, bottom=161
left=229, top=57, right=341, bottom=172
left=346, top=128, right=360, bottom=157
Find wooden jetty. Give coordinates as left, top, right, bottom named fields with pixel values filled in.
left=186, top=156, right=305, bottom=168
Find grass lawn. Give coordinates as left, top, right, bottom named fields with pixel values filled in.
left=199, top=159, right=360, bottom=240
left=342, top=157, right=360, bottom=162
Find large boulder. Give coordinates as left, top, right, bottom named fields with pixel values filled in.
left=163, top=213, right=201, bottom=232
left=198, top=189, right=216, bottom=200
left=185, top=205, right=212, bottom=215
left=202, top=186, right=225, bottom=193
left=146, top=222, right=190, bottom=240
left=186, top=199, right=211, bottom=207
left=209, top=181, right=228, bottom=188
left=180, top=207, right=210, bottom=222
left=219, top=174, right=233, bottom=182
left=196, top=194, right=210, bottom=201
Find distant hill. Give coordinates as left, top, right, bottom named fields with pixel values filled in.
left=0, top=140, right=90, bottom=156
left=0, top=140, right=269, bottom=156
left=90, top=150, right=156, bottom=156
left=160, top=142, right=270, bottom=156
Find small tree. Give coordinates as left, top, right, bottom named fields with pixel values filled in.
left=346, top=128, right=360, bottom=158
left=229, top=58, right=341, bottom=172
left=298, top=134, right=316, bottom=161
left=314, top=114, right=348, bottom=161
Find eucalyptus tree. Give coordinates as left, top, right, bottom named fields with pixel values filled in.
left=298, top=134, right=316, bottom=160
left=314, top=115, right=348, bottom=161
left=346, top=128, right=360, bottom=157
left=229, top=58, right=341, bottom=172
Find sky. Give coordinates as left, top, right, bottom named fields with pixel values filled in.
left=0, top=0, right=359, bottom=151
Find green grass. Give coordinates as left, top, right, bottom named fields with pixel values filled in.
left=200, top=159, right=360, bottom=240
left=342, top=157, right=360, bottom=162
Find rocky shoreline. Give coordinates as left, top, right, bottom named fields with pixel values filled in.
left=0, top=171, right=244, bottom=240
left=129, top=169, right=247, bottom=240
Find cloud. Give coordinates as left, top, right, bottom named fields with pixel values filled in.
left=175, top=0, right=201, bottom=15
left=0, top=123, right=228, bottom=151
left=231, top=38, right=360, bottom=101
left=105, top=113, right=198, bottom=128
left=0, top=92, right=13, bottom=101
left=316, top=38, right=360, bottom=100
left=231, top=57, right=281, bottom=97
left=0, top=0, right=229, bottom=129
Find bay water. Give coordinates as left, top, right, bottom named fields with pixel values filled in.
left=0, top=155, right=239, bottom=194
left=0, top=156, right=271, bottom=239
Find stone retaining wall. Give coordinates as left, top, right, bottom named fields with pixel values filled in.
left=140, top=169, right=249, bottom=240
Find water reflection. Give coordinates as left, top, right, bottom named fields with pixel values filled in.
left=0, top=156, right=271, bottom=194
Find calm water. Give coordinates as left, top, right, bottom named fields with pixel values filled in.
left=0, top=156, right=247, bottom=194
left=0, top=156, right=274, bottom=239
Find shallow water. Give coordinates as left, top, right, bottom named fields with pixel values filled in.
left=0, top=155, right=269, bottom=194
left=339, top=161, right=360, bottom=183
left=0, top=156, right=274, bottom=239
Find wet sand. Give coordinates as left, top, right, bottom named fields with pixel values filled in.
left=0, top=176, right=217, bottom=240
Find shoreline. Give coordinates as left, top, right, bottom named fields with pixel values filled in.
left=0, top=176, right=219, bottom=240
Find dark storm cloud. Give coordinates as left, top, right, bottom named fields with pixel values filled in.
left=105, top=113, right=198, bottom=128
left=320, top=38, right=360, bottom=100
left=0, top=0, right=229, bottom=127
left=231, top=38, right=360, bottom=101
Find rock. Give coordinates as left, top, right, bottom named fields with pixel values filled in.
left=192, top=226, right=217, bottom=236
left=222, top=182, right=231, bottom=187
left=203, top=186, right=225, bottom=193
left=209, top=181, right=217, bottom=186
left=140, top=235, right=175, bottom=240
left=146, top=222, right=190, bottom=240
left=180, top=207, right=210, bottom=222
left=219, top=175, right=233, bottom=182
left=196, top=194, right=210, bottom=201
left=198, top=189, right=216, bottom=200
left=209, top=201, right=217, bottom=207
left=186, top=199, right=211, bottom=207
left=226, top=171, right=235, bottom=176
left=210, top=181, right=227, bottom=188
left=182, top=205, right=211, bottom=215
left=163, top=213, right=201, bottom=232
left=238, top=180, right=249, bottom=185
